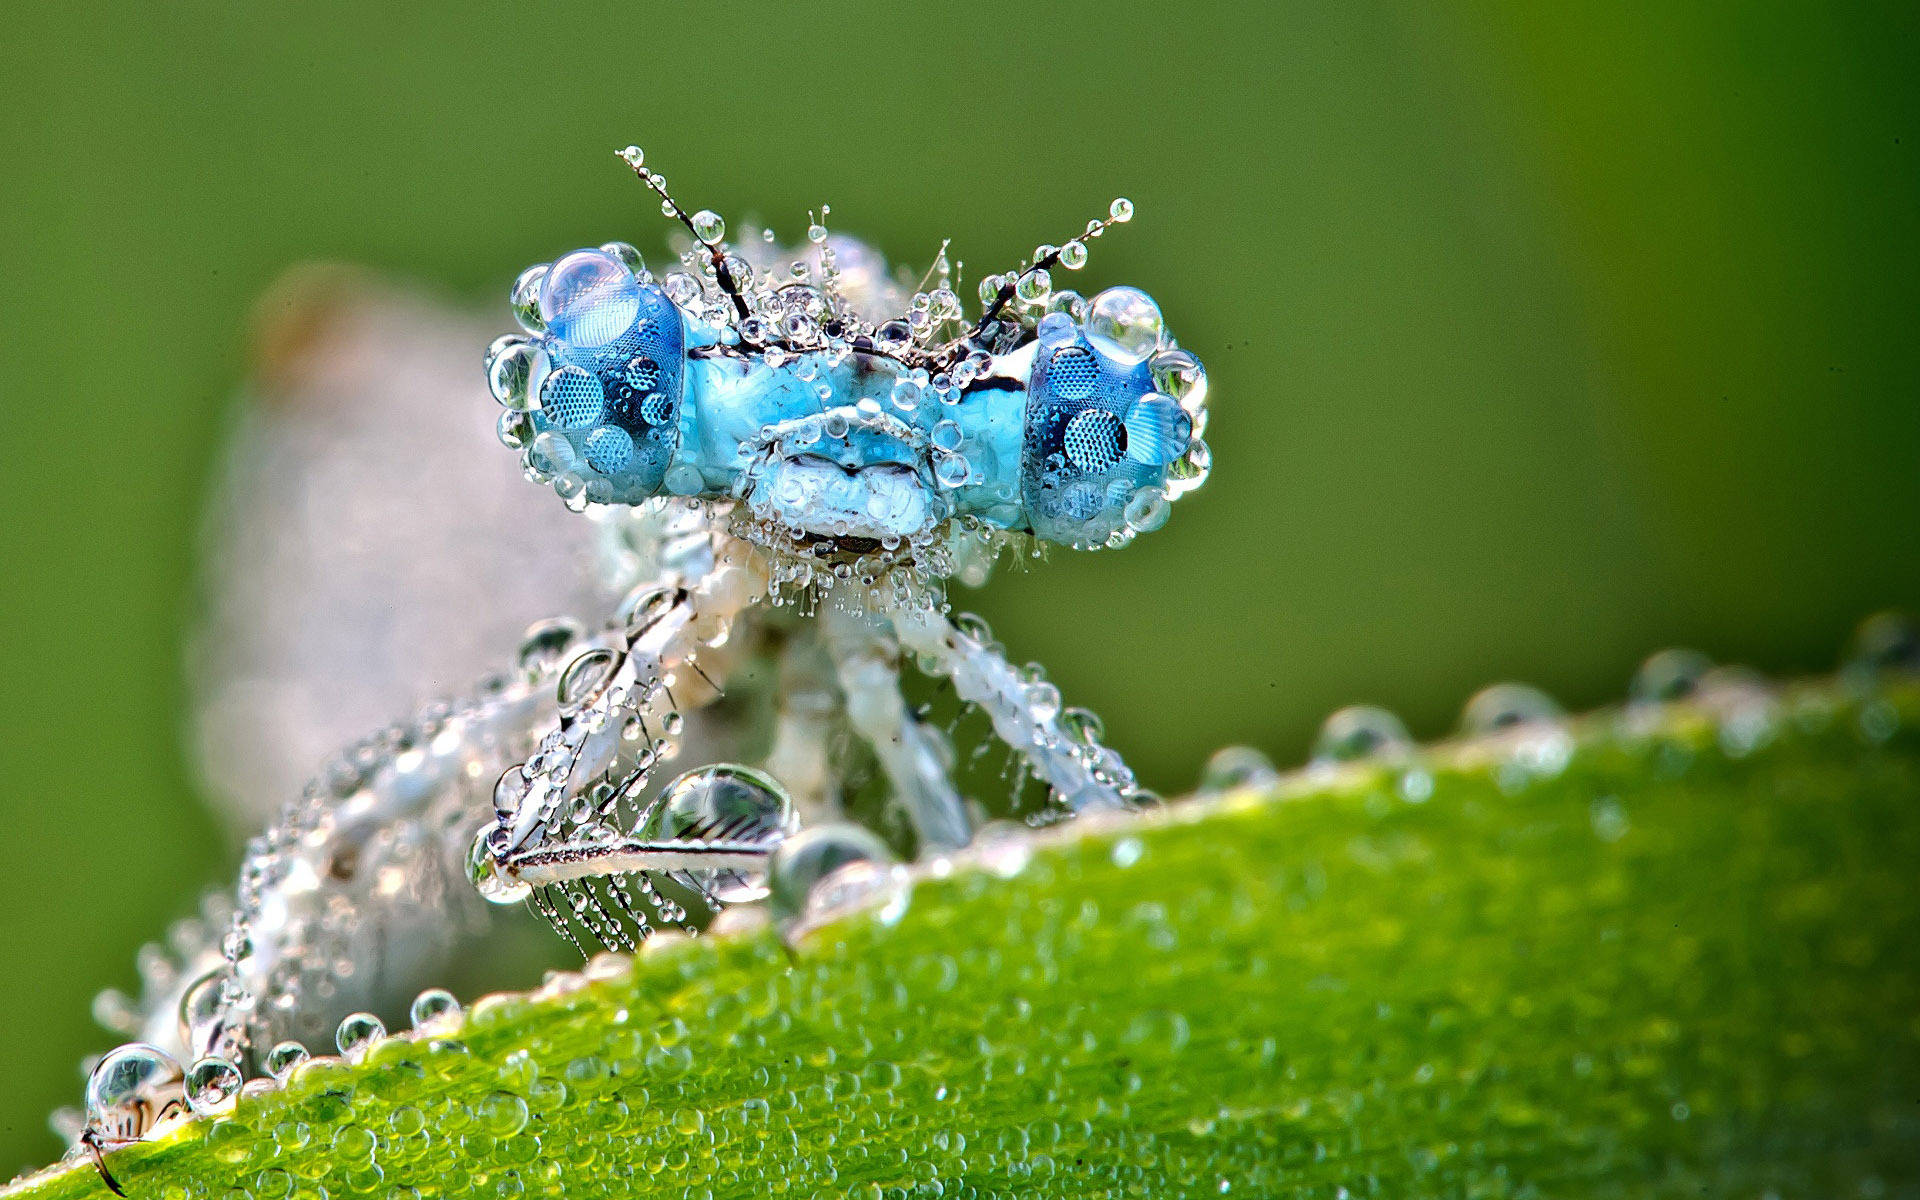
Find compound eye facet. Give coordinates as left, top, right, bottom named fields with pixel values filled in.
left=488, top=247, right=688, bottom=504
left=1021, top=291, right=1200, bottom=547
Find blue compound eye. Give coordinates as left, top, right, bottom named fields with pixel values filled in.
left=1020, top=291, right=1198, bottom=547
left=488, top=247, right=688, bottom=503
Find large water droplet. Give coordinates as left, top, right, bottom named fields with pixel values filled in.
left=642, top=765, right=794, bottom=904
left=1085, top=287, right=1164, bottom=365
left=1311, top=705, right=1412, bottom=765
left=539, top=250, right=641, bottom=347
left=85, top=1044, right=184, bottom=1140
left=767, top=823, right=897, bottom=924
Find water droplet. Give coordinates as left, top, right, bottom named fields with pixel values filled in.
left=767, top=823, right=898, bottom=924
left=478, top=1091, right=531, bottom=1137
left=1059, top=240, right=1089, bottom=270
left=177, top=969, right=227, bottom=1060
left=1109, top=197, right=1135, bottom=222
left=1311, top=706, right=1412, bottom=764
left=85, top=1044, right=184, bottom=1140
left=468, top=827, right=531, bottom=905
left=691, top=210, right=726, bottom=245
left=336, top=1012, right=386, bottom=1061
left=409, top=989, right=462, bottom=1031
left=265, top=1041, right=310, bottom=1082
left=1631, top=648, right=1714, bottom=705
left=1198, top=745, right=1278, bottom=793
left=539, top=250, right=642, bottom=347
left=517, top=618, right=585, bottom=676
left=1085, top=287, right=1164, bottom=364
left=1459, top=683, right=1563, bottom=735
left=185, top=1056, right=242, bottom=1116
left=641, top=765, right=795, bottom=904
left=485, top=336, right=542, bottom=410
left=509, top=264, right=548, bottom=332
left=556, top=647, right=620, bottom=711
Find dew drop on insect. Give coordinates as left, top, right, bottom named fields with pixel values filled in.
left=1150, top=348, right=1209, bottom=427
left=485, top=336, right=541, bottom=410
left=691, top=209, right=726, bottom=245
left=85, top=1044, right=184, bottom=1138
left=767, top=823, right=898, bottom=924
left=1016, top=269, right=1052, bottom=303
left=641, top=766, right=794, bottom=904
left=935, top=454, right=970, bottom=488
left=336, top=1012, right=386, bottom=1061
left=807, top=222, right=828, bottom=244
left=1460, top=683, right=1564, bottom=735
left=1060, top=706, right=1105, bottom=744
left=1630, top=647, right=1714, bottom=705
left=185, top=1056, right=242, bottom=1116
left=1037, top=311, right=1077, bottom=347
left=509, top=264, right=549, bottom=333
left=540, top=250, right=641, bottom=347
left=517, top=617, right=585, bottom=677
left=1311, top=705, right=1412, bottom=764
left=265, top=1041, right=310, bottom=1082
left=177, top=969, right=225, bottom=1060
left=496, top=410, right=532, bottom=450
left=468, top=827, right=532, bottom=905
left=1060, top=240, right=1089, bottom=270
left=1199, top=745, right=1279, bottom=793
left=1123, top=486, right=1171, bottom=533
left=409, top=988, right=462, bottom=1031
left=1086, top=287, right=1164, bottom=364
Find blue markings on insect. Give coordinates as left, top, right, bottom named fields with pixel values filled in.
left=486, top=182, right=1211, bottom=561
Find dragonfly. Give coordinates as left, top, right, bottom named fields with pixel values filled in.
left=66, top=147, right=1212, bottom=1189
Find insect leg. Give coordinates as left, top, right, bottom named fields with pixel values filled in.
left=484, top=540, right=780, bottom=945
left=887, top=605, right=1141, bottom=813
left=762, top=626, right=847, bottom=826
left=820, top=604, right=972, bottom=852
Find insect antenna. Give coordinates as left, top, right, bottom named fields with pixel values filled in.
left=616, top=146, right=751, bottom=321
left=957, top=196, right=1136, bottom=354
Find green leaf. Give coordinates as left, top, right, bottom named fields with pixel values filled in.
left=10, top=680, right=1918, bottom=1199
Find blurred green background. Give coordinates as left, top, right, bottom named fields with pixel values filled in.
left=2, top=0, right=1915, bottom=1175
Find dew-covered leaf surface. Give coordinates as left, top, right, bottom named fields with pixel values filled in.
left=10, top=681, right=1918, bottom=1199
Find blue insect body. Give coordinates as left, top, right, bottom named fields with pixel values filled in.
left=486, top=159, right=1210, bottom=563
